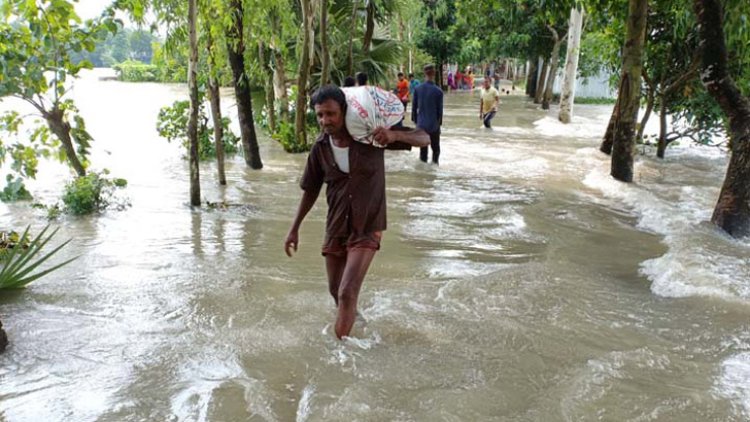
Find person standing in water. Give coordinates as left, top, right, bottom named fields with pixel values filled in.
left=479, top=77, right=500, bottom=128
left=411, top=64, right=443, bottom=165
left=284, top=85, right=429, bottom=339
left=409, top=73, right=421, bottom=99
left=396, top=72, right=410, bottom=108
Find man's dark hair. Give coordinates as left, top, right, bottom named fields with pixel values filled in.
left=310, top=84, right=347, bottom=113
left=355, top=72, right=368, bottom=86
left=397, top=72, right=404, bottom=77
left=408, top=73, right=414, bottom=78
left=423, top=64, right=435, bottom=72
left=343, top=76, right=356, bottom=87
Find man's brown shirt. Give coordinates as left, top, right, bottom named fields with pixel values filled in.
left=300, top=133, right=410, bottom=238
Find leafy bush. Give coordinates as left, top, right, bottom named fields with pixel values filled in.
left=254, top=86, right=316, bottom=153
left=0, top=175, right=33, bottom=202
left=157, top=100, right=240, bottom=160
left=574, top=97, right=618, bottom=105
left=113, top=59, right=159, bottom=82
left=0, top=225, right=76, bottom=289
left=272, top=120, right=311, bottom=153
left=61, top=172, right=128, bottom=215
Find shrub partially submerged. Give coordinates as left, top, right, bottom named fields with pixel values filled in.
left=61, top=172, right=128, bottom=215
left=157, top=100, right=241, bottom=160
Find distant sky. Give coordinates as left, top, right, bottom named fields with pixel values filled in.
left=74, top=0, right=111, bottom=21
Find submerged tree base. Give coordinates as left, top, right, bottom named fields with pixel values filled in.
left=0, top=319, right=7, bottom=353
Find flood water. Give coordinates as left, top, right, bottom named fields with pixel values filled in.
left=1, top=69, right=749, bottom=421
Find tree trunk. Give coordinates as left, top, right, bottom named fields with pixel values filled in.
left=227, top=0, right=262, bottom=169
left=637, top=70, right=655, bottom=145
left=187, top=0, right=201, bottom=205
left=206, top=25, right=226, bottom=185
left=408, top=28, right=413, bottom=73
left=347, top=0, right=358, bottom=75
left=694, top=0, right=750, bottom=237
left=0, top=318, right=7, bottom=353
left=542, top=27, right=565, bottom=110
left=296, top=0, right=313, bottom=147
left=272, top=49, right=289, bottom=123
left=610, top=0, right=648, bottom=183
left=656, top=100, right=668, bottom=159
left=362, top=0, right=375, bottom=53
left=398, top=16, right=405, bottom=72
left=45, top=109, right=86, bottom=177
left=258, top=43, right=277, bottom=134
left=269, top=9, right=289, bottom=123
left=559, top=7, right=584, bottom=123
left=526, top=59, right=538, bottom=97
left=320, top=0, right=330, bottom=85
left=534, top=59, right=548, bottom=104
left=600, top=97, right=619, bottom=154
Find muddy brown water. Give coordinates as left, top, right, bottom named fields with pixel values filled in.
left=1, top=69, right=749, bottom=421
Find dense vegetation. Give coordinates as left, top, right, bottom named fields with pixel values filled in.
left=1, top=0, right=748, bottom=236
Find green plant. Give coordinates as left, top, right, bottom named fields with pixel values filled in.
left=156, top=100, right=240, bottom=160
left=0, top=175, right=32, bottom=202
left=61, top=172, right=127, bottom=215
left=272, top=120, right=310, bottom=153
left=0, top=225, right=76, bottom=289
left=113, top=59, right=160, bottom=82
left=574, top=97, right=618, bottom=105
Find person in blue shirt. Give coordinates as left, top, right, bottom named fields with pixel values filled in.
left=411, top=64, right=443, bottom=164
left=408, top=73, right=420, bottom=98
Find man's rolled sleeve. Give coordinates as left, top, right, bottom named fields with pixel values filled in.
left=300, top=145, right=324, bottom=194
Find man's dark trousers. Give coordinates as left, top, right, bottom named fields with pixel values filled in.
left=419, top=131, right=440, bottom=164
left=483, top=111, right=496, bottom=128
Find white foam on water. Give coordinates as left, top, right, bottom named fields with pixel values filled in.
left=170, top=355, right=277, bottom=422
left=295, top=384, right=315, bottom=422
left=714, top=352, right=750, bottom=418
left=577, top=147, right=750, bottom=303
left=488, top=208, right=527, bottom=238
left=533, top=114, right=608, bottom=139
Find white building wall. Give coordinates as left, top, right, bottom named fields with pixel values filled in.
left=552, top=70, right=615, bottom=98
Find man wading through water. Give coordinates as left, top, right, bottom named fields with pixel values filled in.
left=284, top=85, right=429, bottom=339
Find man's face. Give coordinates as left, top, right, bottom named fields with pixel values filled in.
left=484, top=79, right=490, bottom=89
left=398, top=75, right=404, bottom=81
left=315, top=99, right=345, bottom=136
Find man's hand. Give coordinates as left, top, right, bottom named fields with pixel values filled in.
left=372, top=127, right=397, bottom=145
left=284, top=229, right=299, bottom=257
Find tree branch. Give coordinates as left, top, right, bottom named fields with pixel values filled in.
left=14, top=95, right=47, bottom=117
left=664, top=47, right=702, bottom=96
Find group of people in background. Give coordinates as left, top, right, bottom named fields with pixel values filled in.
left=447, top=67, right=475, bottom=91
left=342, top=65, right=442, bottom=165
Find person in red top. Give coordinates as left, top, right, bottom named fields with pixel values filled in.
left=285, top=85, right=429, bottom=339
left=396, top=72, right=410, bottom=111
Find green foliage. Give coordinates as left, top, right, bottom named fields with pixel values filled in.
left=156, top=100, right=240, bottom=160
left=113, top=59, right=160, bottom=81
left=272, top=120, right=310, bottom=153
left=150, top=42, right=188, bottom=83
left=70, top=23, right=158, bottom=67
left=0, top=225, right=76, bottom=289
left=61, top=172, right=127, bottom=215
left=574, top=97, right=617, bottom=104
left=0, top=175, right=33, bottom=202
left=0, top=0, right=115, bottom=180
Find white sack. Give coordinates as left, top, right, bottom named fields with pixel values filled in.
left=342, top=86, right=404, bottom=147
